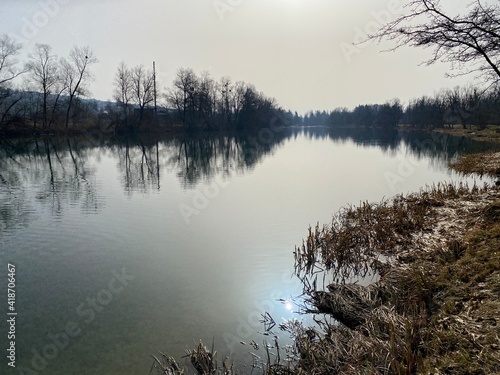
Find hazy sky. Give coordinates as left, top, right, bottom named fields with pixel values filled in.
left=1, top=0, right=479, bottom=113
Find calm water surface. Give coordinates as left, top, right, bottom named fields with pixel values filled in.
left=0, top=127, right=495, bottom=374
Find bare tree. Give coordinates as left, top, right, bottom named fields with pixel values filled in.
left=443, top=85, right=486, bottom=129
left=60, top=46, right=97, bottom=128
left=166, top=68, right=199, bottom=128
left=114, top=62, right=133, bottom=123
left=194, top=71, right=217, bottom=128
left=26, top=44, right=61, bottom=128
left=0, top=35, right=26, bottom=128
left=0, top=35, right=24, bottom=87
left=218, top=76, right=232, bottom=127
left=197, top=71, right=217, bottom=128
left=371, top=0, right=500, bottom=84
left=130, top=65, right=154, bottom=126
left=231, top=81, right=247, bottom=125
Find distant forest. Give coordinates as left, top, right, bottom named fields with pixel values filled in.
left=302, top=86, right=500, bottom=130
left=1, top=35, right=500, bottom=135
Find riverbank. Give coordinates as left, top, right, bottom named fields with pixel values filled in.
left=292, top=182, right=500, bottom=374
left=441, top=126, right=500, bottom=178
left=434, top=126, right=500, bottom=145
left=450, top=151, right=500, bottom=178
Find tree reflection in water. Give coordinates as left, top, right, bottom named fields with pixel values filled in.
left=1, top=127, right=497, bottom=233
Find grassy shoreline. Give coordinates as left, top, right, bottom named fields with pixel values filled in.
left=434, top=126, right=500, bottom=145
left=450, top=151, right=500, bottom=177
left=443, top=126, right=500, bottom=179
left=292, top=183, right=500, bottom=374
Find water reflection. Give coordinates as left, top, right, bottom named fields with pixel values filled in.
left=299, top=126, right=497, bottom=153
left=105, top=129, right=291, bottom=191
left=112, top=138, right=161, bottom=192
left=302, top=126, right=498, bottom=173
left=1, top=128, right=497, bottom=234
left=0, top=138, right=103, bottom=236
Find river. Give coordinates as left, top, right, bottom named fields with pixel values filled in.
left=0, top=126, right=495, bottom=375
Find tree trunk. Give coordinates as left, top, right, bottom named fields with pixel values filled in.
left=65, top=95, right=74, bottom=128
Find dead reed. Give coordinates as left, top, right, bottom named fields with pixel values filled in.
left=293, top=182, right=485, bottom=284
left=149, top=341, right=234, bottom=375
left=289, top=182, right=499, bottom=375
left=449, top=151, right=500, bottom=176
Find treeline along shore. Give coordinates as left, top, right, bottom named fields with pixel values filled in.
left=2, top=35, right=500, bottom=138
left=0, top=36, right=290, bottom=136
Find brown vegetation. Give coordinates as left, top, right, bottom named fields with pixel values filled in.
left=450, top=151, right=500, bottom=177
left=292, top=183, right=500, bottom=374
left=435, top=126, right=500, bottom=145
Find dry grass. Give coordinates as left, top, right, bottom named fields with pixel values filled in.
left=450, top=151, right=500, bottom=176
left=434, top=126, right=500, bottom=144
left=148, top=337, right=297, bottom=375
left=289, top=183, right=500, bottom=375
left=293, top=182, right=486, bottom=284
left=149, top=341, right=235, bottom=375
